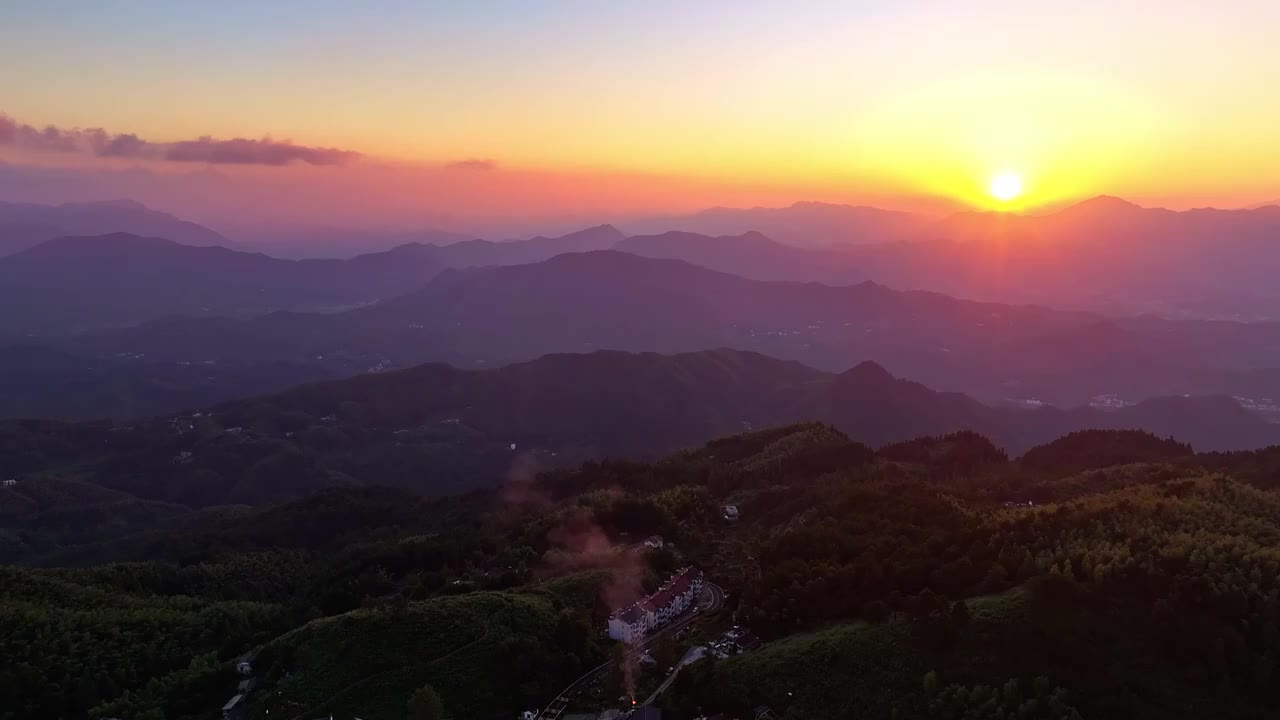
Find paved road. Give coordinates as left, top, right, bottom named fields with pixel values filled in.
left=538, top=581, right=725, bottom=720
left=640, top=645, right=706, bottom=706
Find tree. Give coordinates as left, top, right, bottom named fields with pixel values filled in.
left=923, top=670, right=938, bottom=696
left=407, top=684, right=445, bottom=720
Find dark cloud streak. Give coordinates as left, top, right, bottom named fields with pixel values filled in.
left=0, top=116, right=90, bottom=153
left=97, top=133, right=150, bottom=158
left=164, top=137, right=359, bottom=166
left=0, top=113, right=360, bottom=167
left=446, top=158, right=496, bottom=171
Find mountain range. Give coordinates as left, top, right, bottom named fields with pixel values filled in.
left=228, top=348, right=1280, bottom=457
left=5, top=195, right=1280, bottom=419
left=0, top=345, right=338, bottom=420
left=0, top=199, right=227, bottom=257
left=0, top=232, right=441, bottom=336
left=2, top=347, right=1275, bottom=548
left=0, top=224, right=625, bottom=338
left=626, top=201, right=933, bottom=248
left=626, top=196, right=1280, bottom=320
left=56, top=249, right=1280, bottom=409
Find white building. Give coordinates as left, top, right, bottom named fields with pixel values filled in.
left=1, top=479, right=16, bottom=488
left=722, top=505, right=739, bottom=520
left=608, top=604, right=649, bottom=643
left=607, top=568, right=704, bottom=642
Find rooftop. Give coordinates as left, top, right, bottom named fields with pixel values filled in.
left=618, top=605, right=647, bottom=624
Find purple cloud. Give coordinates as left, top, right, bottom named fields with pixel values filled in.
left=447, top=158, right=497, bottom=171
left=0, top=115, right=89, bottom=152
left=164, top=137, right=358, bottom=166
left=0, top=113, right=359, bottom=167
left=97, top=133, right=152, bottom=158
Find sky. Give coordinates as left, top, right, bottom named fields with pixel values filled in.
left=2, top=0, right=1278, bottom=235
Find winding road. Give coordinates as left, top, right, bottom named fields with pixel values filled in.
left=537, top=580, right=725, bottom=720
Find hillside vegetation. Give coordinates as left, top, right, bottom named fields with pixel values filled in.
left=1, top=425, right=1278, bottom=719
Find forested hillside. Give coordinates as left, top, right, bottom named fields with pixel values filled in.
left=1, top=425, right=1277, bottom=719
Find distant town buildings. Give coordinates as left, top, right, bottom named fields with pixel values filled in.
left=2, top=478, right=16, bottom=488
left=608, top=567, right=703, bottom=643
left=642, top=535, right=664, bottom=550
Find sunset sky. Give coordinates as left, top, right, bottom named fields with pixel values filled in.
left=2, top=1, right=1278, bottom=232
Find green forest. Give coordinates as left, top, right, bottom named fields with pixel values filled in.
left=2, top=424, right=1279, bottom=719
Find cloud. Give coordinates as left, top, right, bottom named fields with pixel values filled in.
left=0, top=113, right=360, bottom=167
left=97, top=133, right=151, bottom=158
left=446, top=158, right=496, bottom=171
left=0, top=115, right=93, bottom=153
left=165, top=137, right=359, bottom=166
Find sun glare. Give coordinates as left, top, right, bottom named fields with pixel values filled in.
left=989, top=172, right=1024, bottom=203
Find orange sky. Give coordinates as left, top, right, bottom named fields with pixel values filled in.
left=2, top=1, right=1278, bottom=226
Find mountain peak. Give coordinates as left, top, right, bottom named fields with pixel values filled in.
left=839, top=360, right=896, bottom=383
left=1061, top=195, right=1144, bottom=215
left=558, top=223, right=626, bottom=242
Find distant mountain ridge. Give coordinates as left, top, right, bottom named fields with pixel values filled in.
left=0, top=232, right=444, bottom=337
left=627, top=201, right=933, bottom=248
left=3, top=348, right=1274, bottom=525
left=0, top=199, right=227, bottom=257
left=0, top=345, right=337, bottom=420
left=63, top=249, right=1280, bottom=409
left=0, top=224, right=627, bottom=338
left=625, top=196, right=1280, bottom=320
left=615, top=230, right=857, bottom=283
left=423, top=223, right=625, bottom=267
left=159, top=347, right=1280, bottom=474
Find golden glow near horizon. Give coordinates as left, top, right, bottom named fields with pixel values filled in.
left=2, top=2, right=1279, bottom=214
left=989, top=172, right=1024, bottom=203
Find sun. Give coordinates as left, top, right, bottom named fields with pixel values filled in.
left=989, top=172, right=1024, bottom=203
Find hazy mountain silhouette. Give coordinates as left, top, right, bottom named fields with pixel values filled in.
left=627, top=196, right=1280, bottom=320
left=0, top=233, right=442, bottom=336
left=630, top=201, right=932, bottom=248
left=863, top=197, right=1280, bottom=319
left=428, top=224, right=625, bottom=266
left=62, top=250, right=1280, bottom=408
left=232, top=226, right=477, bottom=259
left=0, top=349, right=1273, bottom=521
left=0, top=199, right=226, bottom=257
left=0, top=345, right=336, bottom=419
left=615, top=230, right=861, bottom=283
left=0, top=224, right=629, bottom=338
left=222, top=348, right=1280, bottom=454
